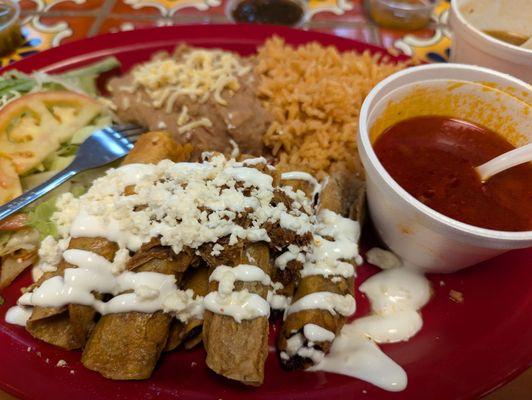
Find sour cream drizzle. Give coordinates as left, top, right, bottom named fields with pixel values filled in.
left=7, top=249, right=203, bottom=326
left=287, top=291, right=356, bottom=317
left=209, top=264, right=271, bottom=291
left=203, top=290, right=270, bottom=323
left=274, top=245, right=305, bottom=270
left=311, top=250, right=432, bottom=392
left=284, top=210, right=359, bottom=318
left=309, top=326, right=408, bottom=392
left=284, top=333, right=325, bottom=364
left=7, top=155, right=318, bottom=327
left=267, top=292, right=291, bottom=311
left=5, top=306, right=32, bottom=326
left=205, top=264, right=278, bottom=321
left=281, top=171, right=319, bottom=187
left=303, top=323, right=335, bottom=342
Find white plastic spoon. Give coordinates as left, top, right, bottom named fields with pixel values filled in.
left=476, top=143, right=532, bottom=182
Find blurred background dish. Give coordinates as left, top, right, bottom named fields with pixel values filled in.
left=0, top=0, right=21, bottom=56
left=226, top=0, right=307, bottom=26
left=457, top=0, right=531, bottom=48
left=366, top=0, right=437, bottom=30
left=449, top=0, right=532, bottom=82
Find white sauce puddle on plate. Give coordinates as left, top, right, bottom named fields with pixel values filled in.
left=310, top=251, right=431, bottom=392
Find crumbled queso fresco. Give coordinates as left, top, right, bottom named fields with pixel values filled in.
left=11, top=153, right=363, bottom=327
left=50, top=154, right=313, bottom=256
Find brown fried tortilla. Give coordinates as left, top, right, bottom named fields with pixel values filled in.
left=277, top=171, right=365, bottom=369
left=165, top=264, right=210, bottom=351
left=202, top=242, right=271, bottom=386
left=80, top=132, right=193, bottom=379
left=81, top=250, right=193, bottom=379
left=26, top=237, right=118, bottom=350
left=26, top=132, right=186, bottom=352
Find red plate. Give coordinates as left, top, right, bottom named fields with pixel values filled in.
left=0, top=24, right=530, bottom=400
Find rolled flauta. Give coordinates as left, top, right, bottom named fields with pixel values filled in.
left=26, top=237, right=118, bottom=350
left=80, top=132, right=194, bottom=379
left=25, top=132, right=185, bottom=351
left=124, top=130, right=192, bottom=165
left=165, top=263, right=210, bottom=351
left=270, top=171, right=317, bottom=312
left=81, top=246, right=194, bottom=379
left=318, top=167, right=366, bottom=224
left=202, top=242, right=271, bottom=386
left=277, top=171, right=365, bottom=369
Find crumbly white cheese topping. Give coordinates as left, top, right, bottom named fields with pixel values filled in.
left=35, top=236, right=70, bottom=273
left=278, top=187, right=360, bottom=362
left=56, top=155, right=313, bottom=255
left=9, top=157, right=363, bottom=332
left=51, top=192, right=80, bottom=237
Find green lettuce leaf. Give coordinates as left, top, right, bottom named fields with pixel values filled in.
left=0, top=56, right=120, bottom=101
left=55, top=57, right=120, bottom=96
left=26, top=197, right=59, bottom=239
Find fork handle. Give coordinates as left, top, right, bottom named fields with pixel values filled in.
left=0, top=167, right=79, bottom=222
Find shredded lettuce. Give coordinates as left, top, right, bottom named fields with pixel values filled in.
left=24, top=184, right=88, bottom=240
left=0, top=70, right=35, bottom=102
left=57, top=143, right=79, bottom=157
left=0, top=56, right=120, bottom=100
left=21, top=171, right=58, bottom=191
left=26, top=197, right=59, bottom=239
left=40, top=114, right=113, bottom=174
left=57, top=57, right=121, bottom=96
left=71, top=118, right=112, bottom=144
left=71, top=183, right=86, bottom=198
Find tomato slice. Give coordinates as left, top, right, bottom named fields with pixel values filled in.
left=0, top=91, right=103, bottom=174
left=0, top=213, right=28, bottom=230
left=0, top=157, right=22, bottom=205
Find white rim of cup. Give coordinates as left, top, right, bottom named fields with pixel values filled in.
left=359, top=63, right=532, bottom=242
left=450, top=0, right=532, bottom=60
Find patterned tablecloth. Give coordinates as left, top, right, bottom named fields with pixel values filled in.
left=5, top=0, right=451, bottom=67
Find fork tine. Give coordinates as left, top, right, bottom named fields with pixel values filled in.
left=121, top=129, right=146, bottom=141
left=113, top=123, right=142, bottom=132
left=119, top=127, right=146, bottom=136
left=124, top=132, right=143, bottom=143
left=120, top=127, right=147, bottom=136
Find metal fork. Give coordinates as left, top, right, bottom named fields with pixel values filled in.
left=0, top=124, right=146, bottom=221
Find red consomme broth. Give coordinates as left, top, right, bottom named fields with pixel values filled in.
left=373, top=116, right=532, bottom=232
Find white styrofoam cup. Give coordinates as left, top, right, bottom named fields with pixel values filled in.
left=358, top=63, right=532, bottom=273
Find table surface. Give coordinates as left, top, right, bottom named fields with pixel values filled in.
left=5, top=0, right=453, bottom=67
left=0, top=0, right=530, bottom=398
